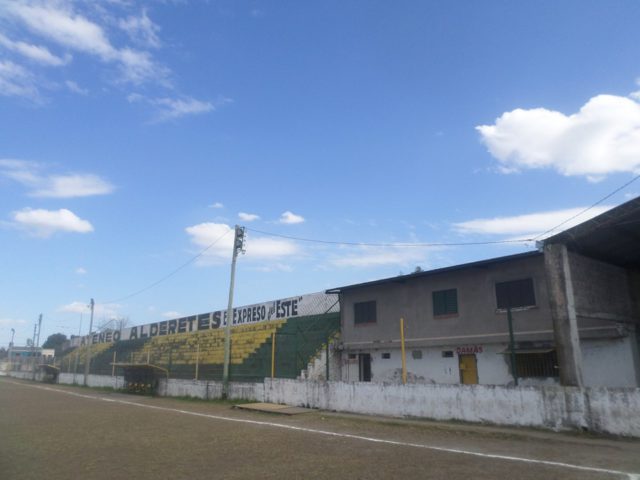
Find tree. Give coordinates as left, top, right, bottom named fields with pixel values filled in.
left=42, top=333, right=68, bottom=357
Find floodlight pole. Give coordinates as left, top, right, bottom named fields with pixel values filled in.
left=222, top=225, right=245, bottom=398
left=83, top=299, right=95, bottom=386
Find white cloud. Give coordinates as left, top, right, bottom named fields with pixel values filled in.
left=75, top=267, right=87, bottom=275
left=330, top=245, right=430, bottom=268
left=453, top=206, right=613, bottom=239
left=185, top=222, right=299, bottom=264
left=65, top=80, right=87, bottom=95
left=279, top=211, right=305, bottom=224
left=1, top=2, right=219, bottom=115
left=162, top=311, right=181, bottom=319
left=59, top=301, right=120, bottom=317
left=0, top=32, right=71, bottom=66
left=238, top=212, right=260, bottom=222
left=0, top=160, right=114, bottom=198
left=151, top=96, right=214, bottom=121
left=477, top=94, right=640, bottom=179
left=118, top=9, right=161, bottom=48
left=246, top=236, right=299, bottom=258
left=209, top=202, right=224, bottom=209
left=12, top=208, right=94, bottom=237
left=127, top=93, right=215, bottom=121
left=631, top=78, right=640, bottom=101
left=0, top=59, right=39, bottom=100
left=32, top=173, right=114, bottom=198
left=252, top=263, right=293, bottom=273
left=4, top=1, right=168, bottom=84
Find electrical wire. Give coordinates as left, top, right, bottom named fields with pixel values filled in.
left=245, top=227, right=534, bottom=247
left=102, top=229, right=232, bottom=305
left=250, top=173, right=640, bottom=248
left=532, top=173, right=640, bottom=241
left=96, top=173, right=640, bottom=307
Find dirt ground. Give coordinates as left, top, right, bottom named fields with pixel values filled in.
left=1, top=377, right=639, bottom=479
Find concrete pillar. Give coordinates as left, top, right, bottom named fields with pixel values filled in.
left=543, top=243, right=584, bottom=387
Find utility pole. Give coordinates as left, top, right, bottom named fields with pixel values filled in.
left=31, top=319, right=38, bottom=380
left=8, top=328, right=15, bottom=371
left=83, top=299, right=95, bottom=386
left=35, top=314, right=42, bottom=348
left=222, top=225, right=245, bottom=397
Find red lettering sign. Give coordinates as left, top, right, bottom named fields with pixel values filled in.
left=455, top=345, right=484, bottom=355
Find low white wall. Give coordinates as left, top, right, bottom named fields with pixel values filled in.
left=264, top=379, right=640, bottom=437
left=157, top=379, right=264, bottom=402
left=57, top=372, right=124, bottom=389
left=9, top=371, right=37, bottom=381
left=7, top=371, right=638, bottom=437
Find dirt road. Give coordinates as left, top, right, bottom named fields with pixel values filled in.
left=1, top=378, right=638, bottom=479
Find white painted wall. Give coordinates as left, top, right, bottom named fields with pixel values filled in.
left=157, top=379, right=264, bottom=402
left=7, top=371, right=640, bottom=437
left=264, top=379, right=640, bottom=437
left=57, top=373, right=124, bottom=389
left=342, top=337, right=637, bottom=388
left=345, top=343, right=519, bottom=386
left=581, top=336, right=638, bottom=387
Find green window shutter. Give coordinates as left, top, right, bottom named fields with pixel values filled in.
left=445, top=289, right=458, bottom=314
left=433, top=289, right=457, bottom=316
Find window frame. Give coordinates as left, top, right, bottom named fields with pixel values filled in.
left=432, top=288, right=459, bottom=317
left=511, top=351, right=559, bottom=378
left=495, top=278, right=536, bottom=311
left=353, top=300, right=377, bottom=326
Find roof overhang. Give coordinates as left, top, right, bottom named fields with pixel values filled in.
left=543, top=196, right=640, bottom=269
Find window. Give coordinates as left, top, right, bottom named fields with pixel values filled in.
left=442, top=351, right=454, bottom=358
left=432, top=288, right=458, bottom=316
left=511, top=351, right=558, bottom=378
left=412, top=350, right=423, bottom=359
left=495, top=278, right=536, bottom=309
left=382, top=352, right=391, bottom=359
left=354, top=301, right=377, bottom=325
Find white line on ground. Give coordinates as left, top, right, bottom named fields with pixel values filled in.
left=6, top=380, right=639, bottom=480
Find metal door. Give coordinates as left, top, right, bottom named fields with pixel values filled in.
left=458, top=354, right=478, bottom=384
left=359, top=353, right=372, bottom=382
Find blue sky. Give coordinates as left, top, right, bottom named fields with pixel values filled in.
left=2, top=0, right=640, bottom=347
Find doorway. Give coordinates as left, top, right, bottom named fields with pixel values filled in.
left=458, top=354, right=478, bottom=384
left=359, top=353, right=372, bottom=382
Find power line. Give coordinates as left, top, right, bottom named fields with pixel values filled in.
left=96, top=173, right=639, bottom=307
left=532, top=173, right=640, bottom=241
left=245, top=227, right=534, bottom=247
left=250, top=173, right=640, bottom=248
left=102, top=229, right=232, bottom=305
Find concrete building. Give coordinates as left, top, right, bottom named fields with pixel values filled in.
left=327, top=197, right=640, bottom=388
left=6, top=346, right=55, bottom=371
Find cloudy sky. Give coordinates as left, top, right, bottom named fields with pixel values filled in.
left=2, top=0, right=639, bottom=346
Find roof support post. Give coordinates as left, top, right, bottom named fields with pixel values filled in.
left=543, top=243, right=584, bottom=387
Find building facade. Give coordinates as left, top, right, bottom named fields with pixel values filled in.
left=329, top=246, right=640, bottom=388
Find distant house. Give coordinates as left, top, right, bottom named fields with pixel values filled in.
left=327, top=197, right=640, bottom=388
left=7, top=346, right=55, bottom=371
